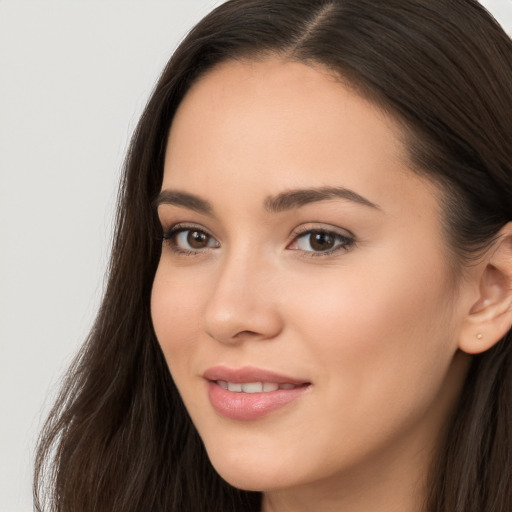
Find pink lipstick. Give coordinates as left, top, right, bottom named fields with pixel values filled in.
left=203, top=366, right=311, bottom=420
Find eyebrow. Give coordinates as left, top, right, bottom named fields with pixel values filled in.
left=153, top=186, right=379, bottom=215
left=153, top=190, right=214, bottom=216
left=264, top=186, right=380, bottom=212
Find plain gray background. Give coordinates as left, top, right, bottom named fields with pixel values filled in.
left=1, top=1, right=511, bottom=511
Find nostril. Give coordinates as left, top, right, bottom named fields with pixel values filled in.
left=205, top=328, right=270, bottom=344
left=233, top=330, right=260, bottom=338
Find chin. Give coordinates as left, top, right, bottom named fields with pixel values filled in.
left=212, top=464, right=284, bottom=492
left=204, top=444, right=295, bottom=492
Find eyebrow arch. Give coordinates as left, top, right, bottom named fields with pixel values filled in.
left=153, top=190, right=214, bottom=216
left=153, top=186, right=379, bottom=216
left=264, top=186, right=380, bottom=212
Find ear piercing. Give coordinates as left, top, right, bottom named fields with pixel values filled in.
left=476, top=333, right=483, bottom=340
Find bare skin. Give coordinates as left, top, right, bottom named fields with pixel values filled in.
left=151, top=58, right=512, bottom=512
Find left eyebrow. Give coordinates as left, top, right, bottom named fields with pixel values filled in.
left=263, top=186, right=380, bottom=213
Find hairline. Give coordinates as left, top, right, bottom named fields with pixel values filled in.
left=169, top=51, right=474, bottom=281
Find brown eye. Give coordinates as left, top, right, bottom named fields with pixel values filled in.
left=309, top=232, right=335, bottom=251
left=187, top=230, right=211, bottom=249
left=164, top=227, right=220, bottom=253
left=289, top=229, right=354, bottom=255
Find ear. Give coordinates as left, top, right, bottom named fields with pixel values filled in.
left=458, top=222, right=512, bottom=355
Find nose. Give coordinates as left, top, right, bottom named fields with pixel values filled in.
left=202, top=251, right=283, bottom=344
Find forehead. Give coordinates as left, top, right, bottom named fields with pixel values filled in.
left=169, top=58, right=405, bottom=154
left=163, top=58, right=441, bottom=224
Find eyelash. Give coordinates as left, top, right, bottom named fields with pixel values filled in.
left=161, top=223, right=219, bottom=256
left=160, top=223, right=356, bottom=257
left=289, top=226, right=356, bottom=258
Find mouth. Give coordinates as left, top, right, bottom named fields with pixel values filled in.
left=215, top=381, right=304, bottom=393
left=203, top=366, right=311, bottom=420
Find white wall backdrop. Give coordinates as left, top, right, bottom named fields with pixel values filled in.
left=0, top=1, right=510, bottom=511
left=0, top=2, right=223, bottom=511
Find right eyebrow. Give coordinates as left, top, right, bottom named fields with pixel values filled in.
left=153, top=190, right=214, bottom=216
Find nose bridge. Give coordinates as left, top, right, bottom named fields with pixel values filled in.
left=202, top=243, right=282, bottom=343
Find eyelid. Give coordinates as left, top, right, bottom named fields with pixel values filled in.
left=290, top=223, right=355, bottom=240
left=160, top=221, right=216, bottom=238
left=160, top=222, right=220, bottom=254
left=158, top=221, right=355, bottom=257
left=287, top=224, right=356, bottom=256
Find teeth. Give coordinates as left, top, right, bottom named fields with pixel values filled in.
left=227, top=382, right=243, bottom=392
left=241, top=382, right=263, bottom=393
left=218, top=381, right=297, bottom=393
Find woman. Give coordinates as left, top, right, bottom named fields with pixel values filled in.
left=34, top=1, right=512, bottom=511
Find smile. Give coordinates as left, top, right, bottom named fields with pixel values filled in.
left=203, top=366, right=311, bottom=420
left=216, top=381, right=299, bottom=393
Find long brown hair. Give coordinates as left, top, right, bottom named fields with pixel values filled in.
left=34, top=1, right=512, bottom=511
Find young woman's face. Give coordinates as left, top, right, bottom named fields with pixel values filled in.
left=151, top=59, right=473, bottom=499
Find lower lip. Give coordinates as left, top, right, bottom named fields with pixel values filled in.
left=207, top=381, right=309, bottom=420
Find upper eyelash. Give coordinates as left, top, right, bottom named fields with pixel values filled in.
left=160, top=223, right=211, bottom=240
left=158, top=223, right=356, bottom=257
left=160, top=224, right=190, bottom=241
left=160, top=224, right=217, bottom=255
left=289, top=227, right=356, bottom=257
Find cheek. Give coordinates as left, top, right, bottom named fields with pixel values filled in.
left=151, top=265, right=204, bottom=361
left=286, top=256, right=458, bottom=413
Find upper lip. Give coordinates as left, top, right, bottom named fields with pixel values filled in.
left=203, top=365, right=309, bottom=385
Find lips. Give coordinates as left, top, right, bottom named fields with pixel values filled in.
left=203, top=366, right=311, bottom=420
left=217, top=381, right=298, bottom=392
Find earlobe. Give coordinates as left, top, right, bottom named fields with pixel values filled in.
left=458, top=222, right=512, bottom=355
